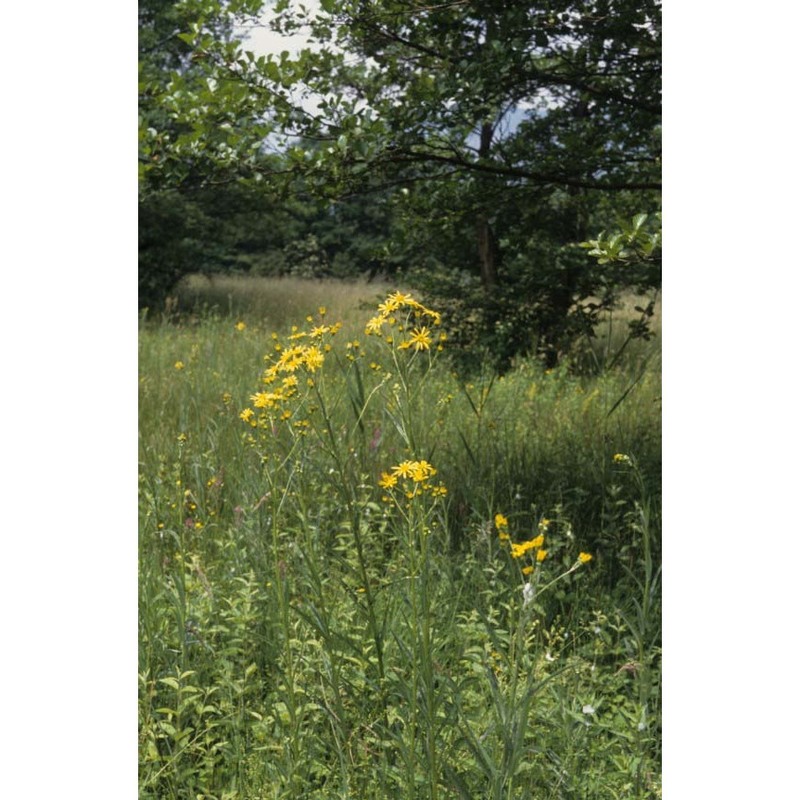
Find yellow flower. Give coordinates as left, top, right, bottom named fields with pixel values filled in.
left=365, top=316, right=384, bottom=335
left=494, top=513, right=509, bottom=530
left=536, top=549, right=548, bottom=562
left=408, top=326, right=432, bottom=351
left=378, top=472, right=398, bottom=489
left=613, top=453, right=632, bottom=466
left=510, top=534, right=544, bottom=559
left=391, top=461, right=416, bottom=479
left=510, top=541, right=534, bottom=559
left=303, top=346, right=324, bottom=372
left=578, top=552, right=593, bottom=563
left=318, top=306, right=327, bottom=317
left=234, top=321, right=246, bottom=331
left=410, top=460, right=436, bottom=482
left=498, top=531, right=511, bottom=542
left=388, top=290, right=414, bottom=306
left=431, top=484, right=448, bottom=497
left=522, top=565, right=534, bottom=575
left=239, top=408, right=254, bottom=422
left=174, top=361, right=185, bottom=370
left=251, top=391, right=280, bottom=408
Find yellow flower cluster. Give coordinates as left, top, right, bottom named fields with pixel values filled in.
left=239, top=310, right=341, bottom=428
left=495, top=512, right=548, bottom=566
left=379, top=459, right=447, bottom=500
left=365, top=291, right=446, bottom=351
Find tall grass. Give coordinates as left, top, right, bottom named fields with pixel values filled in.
left=139, top=278, right=661, bottom=798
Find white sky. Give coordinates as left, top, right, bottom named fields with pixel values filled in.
left=236, top=1, right=321, bottom=59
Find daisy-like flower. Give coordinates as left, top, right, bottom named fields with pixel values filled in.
left=578, top=552, right=593, bottom=563
left=304, top=346, right=324, bottom=372
left=365, top=316, right=384, bottom=335
left=494, top=513, right=509, bottom=530
left=234, top=321, right=246, bottom=331
left=410, top=460, right=436, bottom=482
left=408, top=326, right=432, bottom=351
left=392, top=460, right=416, bottom=479
left=174, top=361, right=185, bottom=370
left=378, top=472, right=398, bottom=489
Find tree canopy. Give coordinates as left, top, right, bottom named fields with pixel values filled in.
left=139, top=0, right=661, bottom=369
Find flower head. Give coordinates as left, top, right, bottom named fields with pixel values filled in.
left=408, top=326, right=432, bottom=351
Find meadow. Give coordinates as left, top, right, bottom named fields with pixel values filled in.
left=139, top=276, right=662, bottom=799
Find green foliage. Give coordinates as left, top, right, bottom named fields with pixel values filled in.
left=139, top=0, right=662, bottom=364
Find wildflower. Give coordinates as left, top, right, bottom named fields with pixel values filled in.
left=431, top=484, right=448, bottom=497
left=613, top=453, right=632, bottom=466
left=408, top=326, right=432, bottom=351
left=389, top=290, right=414, bottom=306
left=174, top=361, right=185, bottom=370
left=222, top=391, right=232, bottom=404
left=177, top=433, right=188, bottom=443
left=522, top=565, right=533, bottom=576
left=582, top=704, right=595, bottom=715
left=234, top=321, right=246, bottom=331
left=392, top=461, right=416, bottom=479
left=498, top=531, right=511, bottom=542
left=303, top=346, right=324, bottom=372
left=538, top=518, right=551, bottom=531
left=251, top=391, right=279, bottom=408
left=365, top=316, right=384, bottom=335
left=536, top=549, right=548, bottom=562
left=410, top=460, right=436, bottom=482
left=530, top=533, right=545, bottom=549
left=378, top=472, right=398, bottom=489
left=522, top=582, right=535, bottom=607
left=494, top=513, right=509, bottom=530
left=318, top=306, right=327, bottom=317
left=578, top=552, right=593, bottom=563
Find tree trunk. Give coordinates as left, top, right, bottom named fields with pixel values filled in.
left=476, top=121, right=500, bottom=290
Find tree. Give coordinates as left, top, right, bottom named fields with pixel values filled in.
left=140, top=0, right=661, bottom=368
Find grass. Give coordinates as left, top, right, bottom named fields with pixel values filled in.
left=139, top=277, right=661, bottom=798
